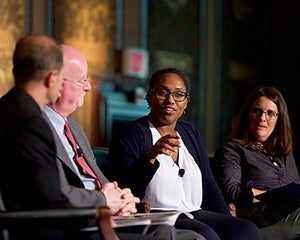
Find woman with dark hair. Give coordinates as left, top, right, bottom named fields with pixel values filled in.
left=212, top=86, right=300, bottom=240
left=108, top=67, right=262, bottom=240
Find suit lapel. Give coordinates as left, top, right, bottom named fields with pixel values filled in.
left=43, top=115, right=79, bottom=174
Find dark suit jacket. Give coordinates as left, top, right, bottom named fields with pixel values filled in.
left=44, top=115, right=109, bottom=207
left=0, top=87, right=69, bottom=211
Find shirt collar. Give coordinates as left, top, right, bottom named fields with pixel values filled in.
left=44, top=105, right=66, bottom=135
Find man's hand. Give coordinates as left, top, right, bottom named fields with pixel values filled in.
left=101, top=182, right=140, bottom=216
left=116, top=187, right=140, bottom=216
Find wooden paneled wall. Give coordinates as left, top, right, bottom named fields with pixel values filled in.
left=0, top=0, right=26, bottom=97
left=53, top=0, right=117, bottom=146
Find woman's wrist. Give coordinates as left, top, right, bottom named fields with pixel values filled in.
left=146, top=150, right=157, bottom=164
left=228, top=203, right=237, bottom=217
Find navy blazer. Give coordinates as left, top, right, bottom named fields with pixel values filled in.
left=108, top=115, right=229, bottom=214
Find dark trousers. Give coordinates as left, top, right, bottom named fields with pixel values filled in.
left=117, top=225, right=204, bottom=240
left=175, top=209, right=262, bottom=240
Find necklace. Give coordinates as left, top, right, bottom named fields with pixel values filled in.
left=270, top=156, right=280, bottom=167
left=253, top=142, right=264, bottom=151
left=253, top=142, right=280, bottom=167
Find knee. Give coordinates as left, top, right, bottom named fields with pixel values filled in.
left=239, top=220, right=263, bottom=240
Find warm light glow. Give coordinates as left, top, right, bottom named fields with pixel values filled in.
left=0, top=0, right=26, bottom=97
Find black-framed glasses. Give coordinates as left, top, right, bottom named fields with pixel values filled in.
left=151, top=89, right=188, bottom=102
left=63, top=75, right=89, bottom=87
left=251, top=107, right=278, bottom=121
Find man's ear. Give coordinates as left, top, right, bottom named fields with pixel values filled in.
left=44, top=70, right=59, bottom=88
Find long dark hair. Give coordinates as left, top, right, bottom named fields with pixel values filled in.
left=229, top=86, right=293, bottom=156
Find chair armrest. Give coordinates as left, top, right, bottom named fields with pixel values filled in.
left=0, top=206, right=119, bottom=240
left=0, top=207, right=97, bottom=222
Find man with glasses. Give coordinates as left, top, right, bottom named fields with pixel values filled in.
left=44, top=44, right=204, bottom=240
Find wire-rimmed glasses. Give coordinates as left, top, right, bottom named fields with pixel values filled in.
left=63, top=75, right=89, bottom=87
left=251, top=107, right=278, bottom=121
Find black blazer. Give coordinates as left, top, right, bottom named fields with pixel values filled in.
left=0, top=87, right=69, bottom=211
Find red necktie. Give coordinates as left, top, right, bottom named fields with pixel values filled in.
left=64, top=121, right=103, bottom=190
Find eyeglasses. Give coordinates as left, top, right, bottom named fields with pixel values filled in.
left=251, top=107, right=278, bottom=121
left=151, top=89, right=188, bottom=102
left=63, top=76, right=89, bottom=87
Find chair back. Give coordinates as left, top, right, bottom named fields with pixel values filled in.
left=0, top=191, right=5, bottom=212
left=0, top=191, right=9, bottom=240
left=92, top=147, right=109, bottom=176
